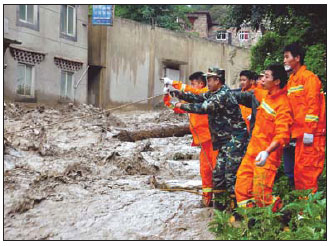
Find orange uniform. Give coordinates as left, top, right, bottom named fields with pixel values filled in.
left=239, top=87, right=254, bottom=132
left=235, top=87, right=293, bottom=207
left=287, top=65, right=326, bottom=192
left=163, top=81, right=218, bottom=202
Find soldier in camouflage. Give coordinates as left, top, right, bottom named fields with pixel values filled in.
left=172, top=67, right=248, bottom=210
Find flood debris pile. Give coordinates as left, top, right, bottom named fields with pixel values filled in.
left=4, top=102, right=215, bottom=240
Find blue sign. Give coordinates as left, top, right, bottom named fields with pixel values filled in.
left=92, top=5, right=113, bottom=26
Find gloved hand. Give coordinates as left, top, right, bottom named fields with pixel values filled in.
left=303, top=133, right=314, bottom=145
left=255, top=151, right=269, bottom=167
left=162, top=77, right=174, bottom=86
left=170, top=89, right=181, bottom=98
left=247, top=114, right=251, bottom=121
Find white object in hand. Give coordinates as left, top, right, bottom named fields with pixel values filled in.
left=303, top=133, right=314, bottom=145
left=255, top=151, right=269, bottom=167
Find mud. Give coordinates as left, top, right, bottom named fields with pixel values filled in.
left=4, top=102, right=215, bottom=240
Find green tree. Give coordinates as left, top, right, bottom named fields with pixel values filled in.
left=114, top=5, right=192, bottom=31
left=190, top=5, right=229, bottom=25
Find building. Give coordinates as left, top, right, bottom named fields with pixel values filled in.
left=185, top=11, right=263, bottom=48
left=88, top=16, right=251, bottom=108
left=4, top=5, right=89, bottom=104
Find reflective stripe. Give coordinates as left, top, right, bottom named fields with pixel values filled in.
left=180, top=84, right=187, bottom=91
left=305, top=114, right=319, bottom=122
left=202, top=188, right=213, bottom=193
left=288, top=85, right=304, bottom=95
left=237, top=198, right=256, bottom=208
left=261, top=99, right=276, bottom=116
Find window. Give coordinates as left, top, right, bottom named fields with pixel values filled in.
left=216, top=31, right=227, bottom=40
left=17, top=63, right=34, bottom=96
left=60, top=71, right=74, bottom=100
left=61, top=5, right=76, bottom=37
left=17, top=5, right=39, bottom=31
left=19, top=5, right=35, bottom=24
left=239, top=31, right=249, bottom=41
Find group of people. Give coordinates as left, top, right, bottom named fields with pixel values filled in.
left=162, top=43, right=326, bottom=213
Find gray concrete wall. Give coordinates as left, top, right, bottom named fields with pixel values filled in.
left=94, top=17, right=250, bottom=108
left=4, top=5, right=88, bottom=104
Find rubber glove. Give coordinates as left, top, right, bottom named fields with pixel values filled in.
left=255, top=151, right=269, bottom=167
left=162, top=77, right=174, bottom=86
left=303, top=133, right=314, bottom=145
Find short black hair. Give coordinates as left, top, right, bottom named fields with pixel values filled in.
left=283, top=43, right=305, bottom=65
left=251, top=71, right=258, bottom=81
left=189, top=71, right=207, bottom=86
left=266, top=64, right=288, bottom=89
left=239, top=70, right=253, bottom=80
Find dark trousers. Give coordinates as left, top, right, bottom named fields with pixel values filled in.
left=283, top=141, right=295, bottom=187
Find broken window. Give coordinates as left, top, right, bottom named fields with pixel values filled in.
left=17, top=63, right=34, bottom=96
left=61, top=5, right=76, bottom=37
left=60, top=71, right=74, bottom=100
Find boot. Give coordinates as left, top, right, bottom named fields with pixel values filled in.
left=272, top=197, right=283, bottom=213
left=202, top=192, right=213, bottom=207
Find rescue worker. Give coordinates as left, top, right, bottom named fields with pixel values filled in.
left=234, top=64, right=293, bottom=210
left=284, top=43, right=326, bottom=193
left=239, top=70, right=254, bottom=133
left=172, top=67, right=248, bottom=211
left=256, top=72, right=265, bottom=89
left=162, top=72, right=218, bottom=207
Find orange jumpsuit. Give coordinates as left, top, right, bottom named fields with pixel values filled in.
left=239, top=87, right=254, bottom=132
left=235, top=87, right=293, bottom=207
left=287, top=65, right=326, bottom=192
left=163, top=81, right=218, bottom=201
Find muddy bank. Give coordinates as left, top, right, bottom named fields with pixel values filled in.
left=4, top=102, right=215, bottom=240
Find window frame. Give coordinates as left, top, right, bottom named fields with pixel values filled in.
left=60, top=70, right=74, bottom=100
left=60, top=5, right=77, bottom=42
left=216, top=31, right=227, bottom=41
left=16, top=5, right=40, bottom=31
left=239, top=30, right=250, bottom=41
left=16, top=63, right=35, bottom=97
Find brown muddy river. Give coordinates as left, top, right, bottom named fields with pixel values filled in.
left=4, top=102, right=215, bottom=240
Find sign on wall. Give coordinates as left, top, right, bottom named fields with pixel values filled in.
left=92, top=5, right=114, bottom=26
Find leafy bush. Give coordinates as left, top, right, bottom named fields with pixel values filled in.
left=305, top=44, right=327, bottom=92
left=209, top=190, right=326, bottom=240
left=209, top=164, right=327, bottom=240
left=250, top=32, right=284, bottom=74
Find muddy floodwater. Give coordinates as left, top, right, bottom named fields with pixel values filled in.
left=4, top=103, right=215, bottom=240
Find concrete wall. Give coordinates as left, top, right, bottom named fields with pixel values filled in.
left=4, top=5, right=88, bottom=104
left=89, top=17, right=250, bottom=108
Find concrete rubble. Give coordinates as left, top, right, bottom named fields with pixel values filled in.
left=4, top=102, right=215, bottom=240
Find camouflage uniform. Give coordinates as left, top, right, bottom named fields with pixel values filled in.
left=179, top=84, right=248, bottom=199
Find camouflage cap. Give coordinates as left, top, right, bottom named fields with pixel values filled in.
left=204, top=67, right=225, bottom=80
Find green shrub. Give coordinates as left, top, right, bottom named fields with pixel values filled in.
left=209, top=190, right=326, bottom=240
left=305, top=44, right=327, bottom=92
